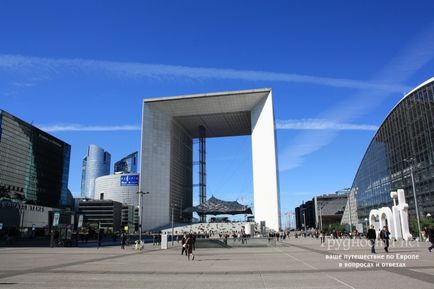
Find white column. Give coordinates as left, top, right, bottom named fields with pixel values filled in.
left=251, top=92, right=281, bottom=231
left=140, top=103, right=172, bottom=230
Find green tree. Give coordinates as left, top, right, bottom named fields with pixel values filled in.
left=409, top=216, right=434, bottom=236
left=325, top=223, right=345, bottom=235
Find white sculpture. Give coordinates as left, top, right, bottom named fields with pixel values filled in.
left=369, top=189, right=412, bottom=240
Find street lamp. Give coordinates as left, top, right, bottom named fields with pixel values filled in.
left=136, top=191, right=149, bottom=245
left=364, top=218, right=368, bottom=233
left=318, top=203, right=325, bottom=232
left=403, top=158, right=422, bottom=240
left=301, top=205, right=307, bottom=235
left=171, top=204, right=179, bottom=246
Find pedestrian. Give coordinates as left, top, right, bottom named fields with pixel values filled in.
left=319, top=231, right=325, bottom=244
left=380, top=226, right=391, bottom=252
left=192, top=233, right=196, bottom=251
left=186, top=234, right=195, bottom=261
left=367, top=225, right=377, bottom=254
left=181, top=233, right=187, bottom=255
left=121, top=231, right=126, bottom=250
left=427, top=226, right=434, bottom=252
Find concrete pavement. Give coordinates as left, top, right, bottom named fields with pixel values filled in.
left=0, top=237, right=433, bottom=288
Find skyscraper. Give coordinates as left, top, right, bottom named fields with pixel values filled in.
left=81, top=144, right=110, bottom=199
left=114, top=152, right=138, bottom=174
left=0, top=109, right=71, bottom=208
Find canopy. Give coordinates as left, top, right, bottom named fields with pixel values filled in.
left=184, top=196, right=252, bottom=216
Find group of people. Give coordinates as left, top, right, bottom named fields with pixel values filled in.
left=366, top=225, right=394, bottom=253
left=180, top=233, right=196, bottom=260
left=367, top=225, right=434, bottom=254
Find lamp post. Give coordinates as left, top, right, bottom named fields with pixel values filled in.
left=136, top=191, right=149, bottom=245
left=404, top=158, right=422, bottom=240
left=171, top=205, right=174, bottom=246
left=364, top=218, right=368, bottom=234
left=318, top=203, right=325, bottom=232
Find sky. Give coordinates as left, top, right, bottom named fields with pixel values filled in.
left=1, top=0, right=434, bottom=228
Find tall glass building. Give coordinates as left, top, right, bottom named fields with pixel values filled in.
left=114, top=151, right=138, bottom=174
left=81, top=144, right=111, bottom=199
left=0, top=110, right=71, bottom=208
left=344, top=78, right=434, bottom=225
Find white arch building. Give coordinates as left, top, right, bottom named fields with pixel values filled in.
left=140, top=89, right=281, bottom=231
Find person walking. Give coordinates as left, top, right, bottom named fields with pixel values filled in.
left=121, top=231, right=126, bottom=250
left=367, top=225, right=377, bottom=254
left=428, top=226, right=434, bottom=252
left=181, top=233, right=187, bottom=256
left=319, top=231, right=325, bottom=244
left=380, top=226, right=391, bottom=252
left=186, top=234, right=195, bottom=261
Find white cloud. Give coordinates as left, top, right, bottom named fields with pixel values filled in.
left=38, top=124, right=141, bottom=132
left=0, top=54, right=410, bottom=92
left=276, top=119, right=378, bottom=131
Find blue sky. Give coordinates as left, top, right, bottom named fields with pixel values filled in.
left=1, top=0, right=434, bottom=228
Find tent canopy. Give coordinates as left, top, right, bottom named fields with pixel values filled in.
left=184, top=196, right=252, bottom=216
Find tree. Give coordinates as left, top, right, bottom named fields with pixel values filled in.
left=409, top=216, right=434, bottom=236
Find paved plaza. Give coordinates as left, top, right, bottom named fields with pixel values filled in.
left=0, top=238, right=433, bottom=289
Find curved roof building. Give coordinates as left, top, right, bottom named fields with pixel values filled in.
left=94, top=173, right=139, bottom=206
left=343, top=77, right=434, bottom=226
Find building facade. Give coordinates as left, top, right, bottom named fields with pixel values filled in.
left=343, top=78, right=434, bottom=227
left=78, top=199, right=122, bottom=232
left=295, top=190, right=348, bottom=231
left=0, top=110, right=71, bottom=208
left=94, top=173, right=139, bottom=207
left=140, top=89, right=280, bottom=231
left=114, top=152, right=138, bottom=174
left=314, top=191, right=348, bottom=230
left=81, top=144, right=111, bottom=199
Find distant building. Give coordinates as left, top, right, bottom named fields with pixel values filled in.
left=295, top=206, right=301, bottom=230
left=315, top=191, right=348, bottom=230
left=295, top=189, right=349, bottom=231
left=81, top=144, right=111, bottom=199
left=0, top=109, right=71, bottom=208
left=114, top=152, right=138, bottom=174
left=78, top=199, right=122, bottom=232
left=94, top=173, right=139, bottom=206
left=121, top=204, right=139, bottom=233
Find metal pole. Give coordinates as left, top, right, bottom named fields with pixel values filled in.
left=137, top=191, right=148, bottom=245
left=287, top=212, right=290, bottom=230
left=303, top=210, right=306, bottom=234
left=319, top=206, right=323, bottom=232
left=171, top=206, right=174, bottom=246
left=348, top=189, right=353, bottom=231
left=199, top=125, right=206, bottom=223
left=139, top=192, right=142, bottom=244
left=410, top=165, right=422, bottom=240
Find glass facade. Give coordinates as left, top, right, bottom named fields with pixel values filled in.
left=351, top=78, right=434, bottom=223
left=114, top=151, right=138, bottom=174
left=81, top=144, right=111, bottom=199
left=0, top=110, right=71, bottom=208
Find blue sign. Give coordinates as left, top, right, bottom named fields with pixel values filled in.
left=120, top=175, right=139, bottom=186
